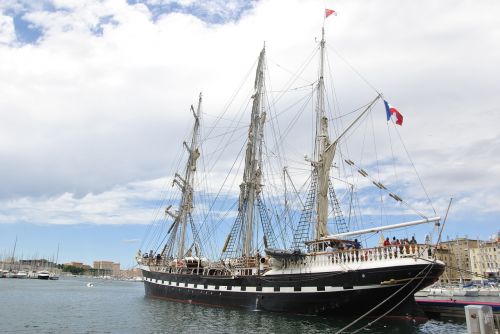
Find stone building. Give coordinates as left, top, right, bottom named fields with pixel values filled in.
left=469, top=238, right=499, bottom=280
left=93, top=260, right=120, bottom=276
left=434, top=238, right=479, bottom=283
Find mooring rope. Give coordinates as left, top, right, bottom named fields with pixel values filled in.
left=335, top=260, right=437, bottom=334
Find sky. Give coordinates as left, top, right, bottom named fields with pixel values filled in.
left=0, top=0, right=499, bottom=268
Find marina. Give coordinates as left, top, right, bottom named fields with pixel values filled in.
left=0, top=259, right=61, bottom=280
left=0, top=277, right=472, bottom=333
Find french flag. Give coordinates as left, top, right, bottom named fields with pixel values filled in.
left=384, top=99, right=403, bottom=126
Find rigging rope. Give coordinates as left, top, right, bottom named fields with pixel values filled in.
left=335, top=260, right=438, bottom=334
left=392, top=122, right=437, bottom=216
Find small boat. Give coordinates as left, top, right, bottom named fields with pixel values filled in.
left=477, top=285, right=500, bottom=296
left=37, top=270, right=50, bottom=280
left=462, top=287, right=479, bottom=297
left=27, top=270, right=38, bottom=279
left=14, top=270, right=28, bottom=279
left=429, top=287, right=452, bottom=297
left=49, top=273, right=59, bottom=280
left=490, top=287, right=500, bottom=297
left=428, top=285, right=480, bottom=297
left=414, top=288, right=431, bottom=297
left=86, top=282, right=94, bottom=287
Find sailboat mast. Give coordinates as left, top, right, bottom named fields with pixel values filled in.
left=174, top=93, right=202, bottom=259
left=315, top=28, right=327, bottom=162
left=314, top=28, right=334, bottom=239
left=240, top=47, right=266, bottom=257
left=10, top=236, right=17, bottom=270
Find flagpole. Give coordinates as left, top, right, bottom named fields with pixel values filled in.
left=323, top=7, right=327, bottom=28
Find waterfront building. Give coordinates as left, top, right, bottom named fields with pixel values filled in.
left=20, top=259, right=56, bottom=268
left=435, top=238, right=479, bottom=283
left=93, top=261, right=120, bottom=276
left=469, top=237, right=499, bottom=280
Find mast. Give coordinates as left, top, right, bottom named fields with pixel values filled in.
left=166, top=93, right=202, bottom=259
left=10, top=236, right=17, bottom=270
left=296, top=27, right=380, bottom=246
left=55, top=243, right=59, bottom=264
left=314, top=28, right=335, bottom=239
left=240, top=47, right=266, bottom=257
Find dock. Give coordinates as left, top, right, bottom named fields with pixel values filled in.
left=416, top=297, right=500, bottom=319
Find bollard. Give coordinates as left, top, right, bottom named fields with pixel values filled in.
left=464, top=305, right=495, bottom=334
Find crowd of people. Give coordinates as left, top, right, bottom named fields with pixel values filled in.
left=324, top=239, right=361, bottom=253
left=321, top=235, right=421, bottom=261
left=137, top=250, right=163, bottom=264
left=382, top=236, right=418, bottom=256
left=383, top=236, right=417, bottom=247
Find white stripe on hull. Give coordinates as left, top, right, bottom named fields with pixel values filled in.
left=143, top=277, right=398, bottom=294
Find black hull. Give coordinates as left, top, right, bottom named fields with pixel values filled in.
left=141, top=262, right=444, bottom=317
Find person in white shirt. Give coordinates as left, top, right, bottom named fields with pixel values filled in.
left=325, top=242, right=334, bottom=253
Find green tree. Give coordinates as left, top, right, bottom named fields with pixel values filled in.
left=62, top=265, right=84, bottom=275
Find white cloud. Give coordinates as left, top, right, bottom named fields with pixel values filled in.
left=0, top=14, right=15, bottom=44
left=122, top=238, right=140, bottom=243
left=0, top=0, right=499, bottom=235
left=0, top=177, right=174, bottom=225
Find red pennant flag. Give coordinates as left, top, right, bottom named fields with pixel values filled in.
left=325, top=9, right=337, bottom=18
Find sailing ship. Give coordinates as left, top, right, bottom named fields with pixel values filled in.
left=137, top=26, right=445, bottom=317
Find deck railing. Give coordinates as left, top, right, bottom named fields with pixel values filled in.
left=279, top=244, right=435, bottom=269
left=138, top=244, right=438, bottom=272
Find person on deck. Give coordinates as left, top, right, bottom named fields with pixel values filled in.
left=410, top=236, right=417, bottom=253
left=383, top=238, right=390, bottom=258
left=353, top=239, right=361, bottom=261
left=325, top=242, right=334, bottom=253
left=391, top=238, right=398, bottom=258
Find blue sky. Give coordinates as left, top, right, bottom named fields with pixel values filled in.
left=0, top=223, right=144, bottom=269
left=0, top=0, right=499, bottom=267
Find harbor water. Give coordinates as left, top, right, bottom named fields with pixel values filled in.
left=0, top=277, right=467, bottom=333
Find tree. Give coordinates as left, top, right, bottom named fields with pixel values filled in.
left=62, top=265, right=84, bottom=275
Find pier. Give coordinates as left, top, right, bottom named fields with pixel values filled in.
left=416, top=297, right=500, bottom=318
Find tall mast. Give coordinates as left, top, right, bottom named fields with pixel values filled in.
left=240, top=47, right=266, bottom=257
left=10, top=236, right=17, bottom=270
left=314, top=28, right=327, bottom=162
left=314, top=28, right=335, bottom=239
left=55, top=243, right=59, bottom=265
left=166, top=93, right=202, bottom=259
